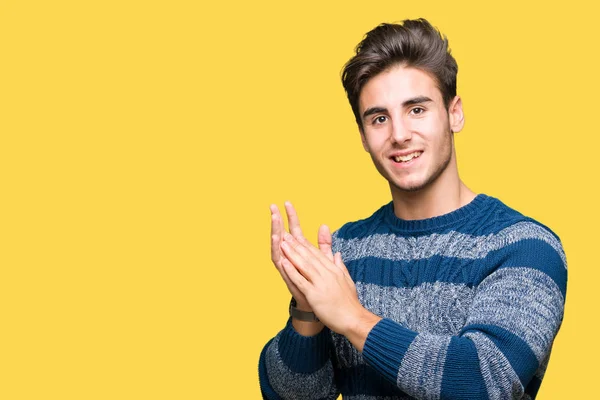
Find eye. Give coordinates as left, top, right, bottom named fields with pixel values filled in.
left=373, top=115, right=387, bottom=125
left=410, top=107, right=424, bottom=115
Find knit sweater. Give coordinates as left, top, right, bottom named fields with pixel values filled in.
left=258, top=194, right=567, bottom=400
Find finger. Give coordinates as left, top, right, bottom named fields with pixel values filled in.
left=281, top=233, right=321, bottom=280
left=270, top=205, right=283, bottom=265
left=282, top=258, right=310, bottom=294
left=318, top=224, right=334, bottom=262
left=334, top=251, right=342, bottom=265
left=284, top=201, right=305, bottom=241
left=270, top=204, right=285, bottom=238
left=277, top=262, right=305, bottom=300
left=287, top=228, right=338, bottom=275
left=298, top=229, right=339, bottom=273
left=271, top=229, right=282, bottom=266
left=271, top=204, right=288, bottom=263
left=334, top=252, right=355, bottom=287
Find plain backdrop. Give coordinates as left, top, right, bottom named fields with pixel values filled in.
left=1, top=1, right=598, bottom=398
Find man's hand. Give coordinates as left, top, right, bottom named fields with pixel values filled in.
left=270, top=202, right=310, bottom=309
left=270, top=202, right=335, bottom=311
left=280, top=231, right=381, bottom=346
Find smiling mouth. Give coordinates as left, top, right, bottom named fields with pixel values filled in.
left=392, top=151, right=422, bottom=163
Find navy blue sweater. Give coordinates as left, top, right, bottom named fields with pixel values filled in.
left=259, top=194, right=567, bottom=399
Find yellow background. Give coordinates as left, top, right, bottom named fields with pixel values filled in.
left=1, top=1, right=597, bottom=398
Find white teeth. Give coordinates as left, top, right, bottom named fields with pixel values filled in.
left=393, top=151, right=422, bottom=163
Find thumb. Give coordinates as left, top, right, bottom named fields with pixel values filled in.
left=318, top=224, right=334, bottom=261
left=334, top=252, right=354, bottom=285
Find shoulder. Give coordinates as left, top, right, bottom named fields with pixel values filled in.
left=330, top=202, right=391, bottom=253
left=479, top=195, right=567, bottom=297
left=481, top=195, right=564, bottom=255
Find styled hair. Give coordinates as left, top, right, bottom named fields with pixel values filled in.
left=341, top=18, right=458, bottom=129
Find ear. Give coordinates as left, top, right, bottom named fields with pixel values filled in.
left=448, top=95, right=465, bottom=134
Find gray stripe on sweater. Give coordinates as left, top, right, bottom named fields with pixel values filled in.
left=535, top=352, right=550, bottom=380
left=265, top=335, right=335, bottom=399
left=396, top=333, right=450, bottom=400
left=466, top=267, right=564, bottom=363
left=331, top=330, right=365, bottom=369
left=464, top=331, right=523, bottom=400
left=345, top=396, right=415, bottom=400
left=356, top=281, right=475, bottom=335
left=335, top=222, right=566, bottom=268
left=330, top=282, right=474, bottom=372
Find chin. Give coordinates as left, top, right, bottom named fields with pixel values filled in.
left=388, top=174, right=428, bottom=193
left=391, top=172, right=438, bottom=193
left=394, top=182, right=428, bottom=193
left=403, top=185, right=426, bottom=193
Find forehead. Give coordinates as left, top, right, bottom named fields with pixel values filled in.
left=358, top=65, right=442, bottom=112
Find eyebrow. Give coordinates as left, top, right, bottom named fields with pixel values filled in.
left=362, top=96, right=434, bottom=120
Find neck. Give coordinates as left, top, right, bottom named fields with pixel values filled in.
left=390, top=150, right=476, bottom=221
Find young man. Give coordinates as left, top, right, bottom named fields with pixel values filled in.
left=259, top=19, right=567, bottom=400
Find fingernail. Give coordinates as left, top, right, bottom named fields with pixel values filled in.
left=284, top=233, right=293, bottom=241
left=281, top=241, right=289, bottom=250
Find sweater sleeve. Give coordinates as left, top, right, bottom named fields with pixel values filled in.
left=361, top=233, right=567, bottom=400
left=258, top=318, right=340, bottom=400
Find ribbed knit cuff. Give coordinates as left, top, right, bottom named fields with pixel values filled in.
left=258, top=338, right=283, bottom=400
left=277, top=317, right=332, bottom=374
left=362, top=318, right=418, bottom=384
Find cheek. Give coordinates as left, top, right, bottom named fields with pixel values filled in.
left=411, top=117, right=438, bottom=132
left=362, top=132, right=384, bottom=150
left=361, top=136, right=370, bottom=152
left=420, top=118, right=450, bottom=144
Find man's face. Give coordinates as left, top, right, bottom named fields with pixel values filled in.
left=358, top=65, right=463, bottom=194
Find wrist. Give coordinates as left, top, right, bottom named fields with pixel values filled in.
left=293, top=299, right=312, bottom=312
left=291, top=317, right=325, bottom=336
left=343, top=307, right=382, bottom=353
left=289, top=297, right=318, bottom=321
left=289, top=298, right=324, bottom=336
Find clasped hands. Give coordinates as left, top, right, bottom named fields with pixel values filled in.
left=270, top=202, right=379, bottom=341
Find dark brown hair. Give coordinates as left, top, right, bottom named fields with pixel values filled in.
left=341, top=18, right=458, bottom=129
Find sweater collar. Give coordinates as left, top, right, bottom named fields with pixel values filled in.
left=382, top=194, right=493, bottom=233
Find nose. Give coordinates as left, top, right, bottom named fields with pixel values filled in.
left=391, top=118, right=412, bottom=144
